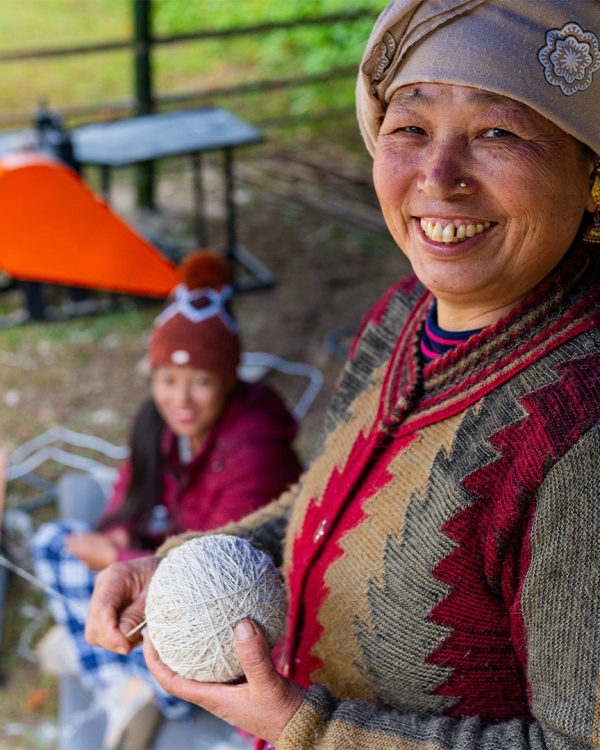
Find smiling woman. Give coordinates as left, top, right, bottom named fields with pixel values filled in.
left=150, top=366, right=234, bottom=454
left=373, top=84, right=595, bottom=329
left=86, top=2, right=600, bottom=749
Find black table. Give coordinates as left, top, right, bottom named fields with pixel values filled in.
left=71, top=107, right=272, bottom=291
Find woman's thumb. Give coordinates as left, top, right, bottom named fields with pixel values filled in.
left=234, top=619, right=276, bottom=684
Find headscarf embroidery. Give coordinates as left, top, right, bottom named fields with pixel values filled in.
left=538, top=22, right=600, bottom=96
left=362, top=31, right=397, bottom=95
left=356, top=0, right=600, bottom=157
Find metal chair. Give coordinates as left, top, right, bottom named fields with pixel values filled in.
left=0, top=352, right=323, bottom=749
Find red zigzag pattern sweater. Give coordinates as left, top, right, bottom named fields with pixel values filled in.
left=162, top=243, right=600, bottom=749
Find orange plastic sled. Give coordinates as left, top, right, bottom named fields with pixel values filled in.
left=0, top=152, right=178, bottom=297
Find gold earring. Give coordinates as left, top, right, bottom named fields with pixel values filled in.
left=583, top=158, right=600, bottom=244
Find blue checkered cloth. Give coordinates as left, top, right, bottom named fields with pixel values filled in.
left=31, top=520, right=193, bottom=721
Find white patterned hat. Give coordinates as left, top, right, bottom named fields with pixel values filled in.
left=149, top=250, right=240, bottom=378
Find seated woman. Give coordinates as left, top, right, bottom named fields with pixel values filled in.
left=30, top=250, right=302, bottom=749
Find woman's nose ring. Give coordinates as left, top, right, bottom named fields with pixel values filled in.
left=459, top=179, right=468, bottom=188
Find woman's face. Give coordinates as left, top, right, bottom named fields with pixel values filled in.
left=151, top=365, right=233, bottom=449
left=373, top=83, right=596, bottom=329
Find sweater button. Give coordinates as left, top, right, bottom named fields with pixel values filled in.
left=313, top=518, right=327, bottom=543
left=212, top=460, right=223, bottom=472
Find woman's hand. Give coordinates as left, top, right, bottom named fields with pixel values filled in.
left=105, top=527, right=131, bottom=549
left=144, top=618, right=306, bottom=745
left=65, top=532, right=120, bottom=570
left=85, top=555, right=160, bottom=653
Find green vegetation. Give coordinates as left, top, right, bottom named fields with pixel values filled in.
left=0, top=305, right=157, bottom=351
left=0, top=0, right=383, bottom=125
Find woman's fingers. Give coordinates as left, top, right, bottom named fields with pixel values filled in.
left=85, top=556, right=159, bottom=653
left=143, top=636, right=202, bottom=700
left=233, top=619, right=305, bottom=736
left=66, top=532, right=119, bottom=570
left=144, top=620, right=305, bottom=744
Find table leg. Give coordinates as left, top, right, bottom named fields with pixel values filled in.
left=222, top=147, right=274, bottom=292
left=100, top=165, right=111, bottom=203
left=191, top=153, right=208, bottom=248
left=224, top=147, right=237, bottom=265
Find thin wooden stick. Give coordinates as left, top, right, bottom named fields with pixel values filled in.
left=0, top=450, right=147, bottom=642
left=0, top=552, right=85, bottom=612
left=125, top=618, right=147, bottom=641
left=0, top=449, right=84, bottom=619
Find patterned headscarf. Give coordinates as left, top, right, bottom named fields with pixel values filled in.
left=356, top=0, right=600, bottom=156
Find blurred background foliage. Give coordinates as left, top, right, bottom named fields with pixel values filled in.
left=0, top=0, right=383, bottom=125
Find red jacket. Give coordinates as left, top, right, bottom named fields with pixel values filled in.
left=101, top=381, right=302, bottom=561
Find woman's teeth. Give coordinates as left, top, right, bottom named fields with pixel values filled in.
left=420, top=219, right=492, bottom=243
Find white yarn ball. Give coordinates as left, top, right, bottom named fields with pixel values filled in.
left=145, top=534, right=287, bottom=683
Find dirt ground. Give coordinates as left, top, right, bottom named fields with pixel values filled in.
left=0, top=117, right=413, bottom=749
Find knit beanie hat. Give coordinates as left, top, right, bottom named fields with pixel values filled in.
left=149, top=250, right=241, bottom=379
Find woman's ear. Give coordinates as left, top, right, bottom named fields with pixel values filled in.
left=586, top=156, right=599, bottom=213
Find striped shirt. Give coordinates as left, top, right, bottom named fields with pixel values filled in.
left=420, top=302, right=483, bottom=362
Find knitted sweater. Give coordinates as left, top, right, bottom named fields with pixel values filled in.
left=161, top=243, right=600, bottom=749
left=103, top=381, right=302, bottom=561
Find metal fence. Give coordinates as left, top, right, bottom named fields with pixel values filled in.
left=0, top=4, right=375, bottom=129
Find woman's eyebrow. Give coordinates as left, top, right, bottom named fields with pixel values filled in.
left=468, top=89, right=530, bottom=113
left=390, top=87, right=531, bottom=110
left=386, top=87, right=537, bottom=129
left=468, top=91, right=541, bottom=130
left=388, top=88, right=430, bottom=107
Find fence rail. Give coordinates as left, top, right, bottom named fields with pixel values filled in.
left=0, top=4, right=375, bottom=207
left=0, top=7, right=373, bottom=129
left=0, top=66, right=360, bottom=128
left=0, top=9, right=373, bottom=61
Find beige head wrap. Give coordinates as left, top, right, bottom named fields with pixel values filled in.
left=357, top=0, right=600, bottom=157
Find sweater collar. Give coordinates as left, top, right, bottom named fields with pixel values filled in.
left=381, top=243, right=600, bottom=435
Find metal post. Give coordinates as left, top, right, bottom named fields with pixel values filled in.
left=224, top=147, right=237, bottom=264
left=223, top=147, right=274, bottom=292
left=100, top=165, right=111, bottom=202
left=191, top=153, right=208, bottom=247
left=134, top=0, right=154, bottom=208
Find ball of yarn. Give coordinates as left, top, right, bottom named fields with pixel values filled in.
left=145, top=535, right=287, bottom=683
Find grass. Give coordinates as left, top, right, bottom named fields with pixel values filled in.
left=0, top=301, right=160, bottom=452
left=0, top=0, right=129, bottom=115
left=0, top=303, right=155, bottom=348
left=0, top=0, right=380, bottom=124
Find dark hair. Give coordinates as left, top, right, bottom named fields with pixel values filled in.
left=96, top=397, right=165, bottom=532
